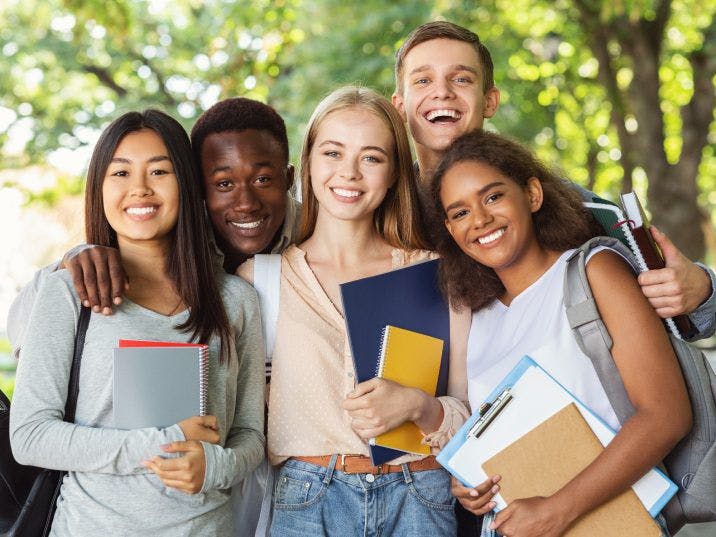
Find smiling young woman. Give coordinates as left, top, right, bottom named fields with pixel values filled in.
left=10, top=109, right=265, bottom=536
left=430, top=131, right=690, bottom=537
left=237, top=87, right=471, bottom=537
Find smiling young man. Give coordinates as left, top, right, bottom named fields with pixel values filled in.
left=8, top=98, right=299, bottom=350
left=391, top=19, right=714, bottom=537
left=190, top=98, right=299, bottom=273
left=392, top=20, right=714, bottom=338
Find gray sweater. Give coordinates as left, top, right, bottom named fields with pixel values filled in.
left=10, top=270, right=265, bottom=536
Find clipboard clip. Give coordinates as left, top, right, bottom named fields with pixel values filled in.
left=468, top=387, right=513, bottom=439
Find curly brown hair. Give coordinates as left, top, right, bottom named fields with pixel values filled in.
left=429, top=130, right=602, bottom=310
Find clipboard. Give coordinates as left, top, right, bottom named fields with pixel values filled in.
left=436, top=356, right=677, bottom=517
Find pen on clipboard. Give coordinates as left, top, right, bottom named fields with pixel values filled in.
left=468, top=388, right=513, bottom=438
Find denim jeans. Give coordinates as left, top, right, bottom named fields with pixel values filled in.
left=269, top=455, right=457, bottom=536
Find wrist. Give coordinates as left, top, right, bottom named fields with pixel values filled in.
left=694, top=265, right=713, bottom=308
left=411, top=389, right=443, bottom=432
left=549, top=489, right=582, bottom=528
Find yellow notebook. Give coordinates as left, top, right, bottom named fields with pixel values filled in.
left=372, top=325, right=444, bottom=455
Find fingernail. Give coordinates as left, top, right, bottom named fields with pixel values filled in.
left=102, top=307, right=111, bottom=315
left=469, top=490, right=478, bottom=497
left=114, top=296, right=122, bottom=305
left=489, top=523, right=496, bottom=530
left=140, top=460, right=150, bottom=467
left=160, top=444, right=171, bottom=450
left=491, top=485, right=499, bottom=493
left=488, top=501, right=495, bottom=509
left=82, top=300, right=90, bottom=307
left=92, top=305, right=100, bottom=313
left=492, top=475, right=501, bottom=482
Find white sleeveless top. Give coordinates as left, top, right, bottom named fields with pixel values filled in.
left=466, top=247, right=623, bottom=431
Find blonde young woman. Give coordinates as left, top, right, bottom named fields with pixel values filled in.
left=238, top=86, right=470, bottom=536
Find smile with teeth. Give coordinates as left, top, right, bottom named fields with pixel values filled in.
left=230, top=217, right=266, bottom=229
left=477, top=228, right=505, bottom=245
left=425, top=109, right=462, bottom=122
left=331, top=187, right=362, bottom=198
left=125, top=206, right=158, bottom=216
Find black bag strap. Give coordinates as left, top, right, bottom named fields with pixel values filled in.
left=64, top=306, right=90, bottom=423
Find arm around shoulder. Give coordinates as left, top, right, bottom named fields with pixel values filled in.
left=10, top=272, right=186, bottom=473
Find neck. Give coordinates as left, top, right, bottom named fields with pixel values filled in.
left=415, top=145, right=444, bottom=187
left=117, top=237, right=171, bottom=285
left=497, top=244, right=562, bottom=305
left=217, top=225, right=284, bottom=274
left=302, top=210, right=390, bottom=267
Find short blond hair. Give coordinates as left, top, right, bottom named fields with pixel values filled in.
left=298, top=86, right=426, bottom=250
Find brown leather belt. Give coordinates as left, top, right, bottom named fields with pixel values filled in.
left=292, top=454, right=442, bottom=475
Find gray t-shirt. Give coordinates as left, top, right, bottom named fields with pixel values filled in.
left=10, top=270, right=265, bottom=536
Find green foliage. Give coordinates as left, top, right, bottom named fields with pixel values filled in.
left=0, top=0, right=713, bottom=231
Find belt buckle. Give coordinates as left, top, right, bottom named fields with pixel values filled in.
left=373, top=464, right=384, bottom=476
left=340, top=454, right=348, bottom=472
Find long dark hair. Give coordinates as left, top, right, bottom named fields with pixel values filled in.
left=85, top=109, right=232, bottom=362
left=430, top=130, right=602, bottom=310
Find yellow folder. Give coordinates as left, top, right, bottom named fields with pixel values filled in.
left=373, top=325, right=444, bottom=455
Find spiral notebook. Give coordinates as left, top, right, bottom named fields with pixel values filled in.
left=340, top=258, right=451, bottom=464
left=371, top=326, right=444, bottom=455
left=113, top=339, right=209, bottom=429
left=585, top=196, right=695, bottom=339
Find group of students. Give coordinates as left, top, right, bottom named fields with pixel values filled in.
left=7, top=21, right=715, bottom=537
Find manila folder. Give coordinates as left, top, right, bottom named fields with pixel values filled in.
left=482, top=403, right=660, bottom=537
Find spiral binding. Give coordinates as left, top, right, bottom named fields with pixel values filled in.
left=199, top=345, right=209, bottom=416
left=375, top=326, right=390, bottom=378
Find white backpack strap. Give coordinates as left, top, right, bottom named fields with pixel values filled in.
left=253, top=254, right=282, bottom=374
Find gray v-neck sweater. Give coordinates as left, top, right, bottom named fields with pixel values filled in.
left=10, top=270, right=265, bottom=536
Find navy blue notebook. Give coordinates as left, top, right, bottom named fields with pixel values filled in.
left=340, top=258, right=450, bottom=465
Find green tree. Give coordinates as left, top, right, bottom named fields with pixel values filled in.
left=1, top=0, right=713, bottom=260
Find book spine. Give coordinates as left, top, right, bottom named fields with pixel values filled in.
left=376, top=326, right=389, bottom=378
left=199, top=345, right=208, bottom=415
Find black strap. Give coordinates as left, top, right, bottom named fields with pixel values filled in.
left=63, top=306, right=90, bottom=423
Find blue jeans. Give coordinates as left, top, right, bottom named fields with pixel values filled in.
left=269, top=455, right=457, bottom=536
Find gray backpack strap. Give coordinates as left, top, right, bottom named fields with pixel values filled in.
left=563, top=236, right=640, bottom=425
left=253, top=254, right=281, bottom=370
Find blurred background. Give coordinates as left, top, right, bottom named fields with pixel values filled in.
left=0, top=1, right=714, bottom=531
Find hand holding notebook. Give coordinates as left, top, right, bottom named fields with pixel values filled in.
left=113, top=339, right=209, bottom=429
left=370, top=325, right=444, bottom=455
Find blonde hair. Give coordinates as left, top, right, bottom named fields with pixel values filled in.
left=298, top=86, right=426, bottom=250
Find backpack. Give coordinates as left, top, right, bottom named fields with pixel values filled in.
left=563, top=236, right=716, bottom=534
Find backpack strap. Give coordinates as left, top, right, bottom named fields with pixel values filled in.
left=65, top=305, right=91, bottom=422
left=563, top=236, right=640, bottom=425
left=253, top=254, right=282, bottom=375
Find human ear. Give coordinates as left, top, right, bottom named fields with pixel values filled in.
left=526, top=177, right=544, bottom=213
left=482, top=87, right=500, bottom=119
left=391, top=92, right=407, bottom=122
left=285, top=164, right=295, bottom=191
left=444, top=218, right=454, bottom=237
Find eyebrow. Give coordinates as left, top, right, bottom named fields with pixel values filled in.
left=317, top=140, right=389, bottom=156
left=208, top=161, right=277, bottom=175
left=110, top=155, right=171, bottom=164
left=444, top=181, right=506, bottom=212
left=408, top=64, right=479, bottom=77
